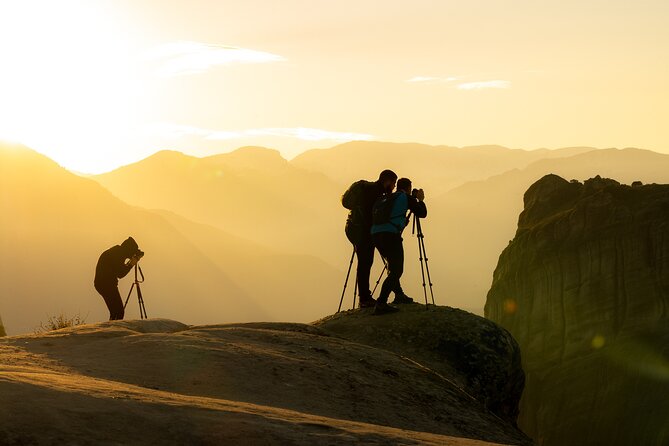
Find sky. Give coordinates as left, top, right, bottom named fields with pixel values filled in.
left=0, top=0, right=667, bottom=173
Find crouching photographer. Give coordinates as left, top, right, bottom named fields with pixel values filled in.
left=94, top=237, right=144, bottom=321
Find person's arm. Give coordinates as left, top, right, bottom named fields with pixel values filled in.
left=113, top=248, right=135, bottom=279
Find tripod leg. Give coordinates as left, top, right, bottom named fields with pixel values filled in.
left=137, top=284, right=147, bottom=319
left=419, top=235, right=436, bottom=305
left=352, top=269, right=358, bottom=309
left=417, top=233, right=429, bottom=307
left=338, top=248, right=356, bottom=313
left=371, top=260, right=388, bottom=297
left=124, top=283, right=135, bottom=310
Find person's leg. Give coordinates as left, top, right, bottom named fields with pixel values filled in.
left=391, top=240, right=414, bottom=303
left=97, top=284, right=125, bottom=321
left=375, top=233, right=402, bottom=305
left=383, top=235, right=404, bottom=299
left=355, top=236, right=375, bottom=302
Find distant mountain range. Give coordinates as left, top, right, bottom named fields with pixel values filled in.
left=0, top=143, right=340, bottom=335
left=4, top=140, right=669, bottom=334
left=292, top=141, right=596, bottom=193
left=94, top=141, right=669, bottom=314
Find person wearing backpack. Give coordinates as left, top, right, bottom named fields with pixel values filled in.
left=341, top=169, right=398, bottom=308
left=371, top=177, right=427, bottom=315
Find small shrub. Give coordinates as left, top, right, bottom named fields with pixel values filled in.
left=34, top=313, right=87, bottom=334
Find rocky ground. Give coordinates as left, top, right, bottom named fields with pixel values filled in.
left=0, top=308, right=532, bottom=445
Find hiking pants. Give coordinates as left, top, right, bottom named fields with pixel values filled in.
left=372, top=232, right=404, bottom=304
left=94, top=282, right=125, bottom=321
left=354, top=235, right=375, bottom=300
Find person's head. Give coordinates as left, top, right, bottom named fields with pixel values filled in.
left=378, top=169, right=398, bottom=193
left=120, top=237, right=139, bottom=256
left=397, top=178, right=412, bottom=194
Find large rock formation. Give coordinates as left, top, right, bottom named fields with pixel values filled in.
left=0, top=317, right=533, bottom=445
left=486, top=174, right=669, bottom=446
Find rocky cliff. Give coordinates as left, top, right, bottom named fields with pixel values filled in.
left=1, top=311, right=532, bottom=445
left=485, top=174, right=669, bottom=446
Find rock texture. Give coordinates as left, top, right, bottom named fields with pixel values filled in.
left=315, top=305, right=525, bottom=425
left=486, top=174, right=669, bottom=446
left=1, top=317, right=532, bottom=445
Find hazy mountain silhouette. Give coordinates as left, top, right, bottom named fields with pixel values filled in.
left=94, top=143, right=669, bottom=316
left=0, top=144, right=341, bottom=335
left=292, top=141, right=595, bottom=194
left=95, top=147, right=344, bottom=257
left=154, top=209, right=343, bottom=320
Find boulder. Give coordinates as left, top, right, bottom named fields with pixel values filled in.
left=315, top=304, right=526, bottom=425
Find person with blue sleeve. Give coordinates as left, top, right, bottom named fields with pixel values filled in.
left=371, top=178, right=427, bottom=315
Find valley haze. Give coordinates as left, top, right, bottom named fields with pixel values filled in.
left=3, top=140, right=669, bottom=336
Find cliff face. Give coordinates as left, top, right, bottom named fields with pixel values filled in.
left=485, top=174, right=669, bottom=446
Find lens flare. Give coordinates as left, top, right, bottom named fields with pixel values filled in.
left=503, top=298, right=518, bottom=314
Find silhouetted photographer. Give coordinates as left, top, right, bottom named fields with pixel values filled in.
left=341, top=170, right=398, bottom=309
left=371, top=178, right=427, bottom=315
left=94, top=237, right=144, bottom=320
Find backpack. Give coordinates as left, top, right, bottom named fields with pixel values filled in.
left=372, top=191, right=402, bottom=226
left=342, top=180, right=373, bottom=244
left=341, top=180, right=372, bottom=210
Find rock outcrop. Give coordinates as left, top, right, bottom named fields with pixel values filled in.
left=1, top=317, right=532, bottom=445
left=486, top=174, right=669, bottom=446
left=315, top=305, right=525, bottom=424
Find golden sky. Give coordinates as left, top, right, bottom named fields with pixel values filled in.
left=0, top=0, right=667, bottom=173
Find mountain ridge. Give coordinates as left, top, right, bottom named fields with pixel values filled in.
left=0, top=143, right=341, bottom=335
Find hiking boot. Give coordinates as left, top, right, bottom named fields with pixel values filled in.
left=359, top=296, right=377, bottom=309
left=373, top=302, right=399, bottom=315
left=391, top=294, right=414, bottom=305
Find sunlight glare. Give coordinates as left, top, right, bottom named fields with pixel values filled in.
left=0, top=1, right=151, bottom=173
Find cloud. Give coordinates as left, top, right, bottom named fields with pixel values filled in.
left=146, top=123, right=373, bottom=143
left=147, top=41, right=285, bottom=77
left=406, top=76, right=459, bottom=83
left=457, top=80, right=511, bottom=90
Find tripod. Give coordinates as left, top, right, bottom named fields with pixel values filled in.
left=412, top=214, right=435, bottom=306
left=338, top=248, right=357, bottom=313
left=123, top=264, right=148, bottom=319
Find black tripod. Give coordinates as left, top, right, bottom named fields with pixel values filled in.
left=412, top=214, right=435, bottom=306
left=338, top=246, right=390, bottom=313
left=338, top=248, right=357, bottom=313
left=123, top=264, right=148, bottom=319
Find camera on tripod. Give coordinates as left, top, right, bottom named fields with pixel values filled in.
left=124, top=249, right=148, bottom=319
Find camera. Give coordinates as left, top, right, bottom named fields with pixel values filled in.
left=134, top=249, right=145, bottom=260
